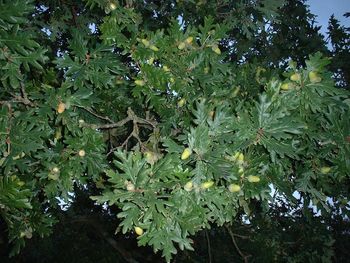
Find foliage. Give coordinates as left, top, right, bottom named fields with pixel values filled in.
left=327, top=14, right=350, bottom=89
left=0, top=0, right=349, bottom=262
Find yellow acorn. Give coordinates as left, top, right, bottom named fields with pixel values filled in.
left=228, top=184, right=241, bottom=193
left=177, top=98, right=186, bottom=107
left=184, top=181, right=193, bottom=192
left=247, top=175, right=260, bottom=183
left=134, top=79, right=145, bottom=86
left=109, top=2, right=117, bottom=10
left=17, top=180, right=25, bottom=187
left=163, top=65, right=170, bottom=72
left=237, top=153, right=244, bottom=163
left=148, top=57, right=154, bottom=65
left=48, top=173, right=59, bottom=180
left=12, top=152, right=24, bottom=160
left=209, top=111, right=215, bottom=118
left=281, top=83, right=290, bottom=90
left=201, top=180, right=214, bottom=189
left=54, top=129, right=62, bottom=140
left=78, top=150, right=86, bottom=157
left=25, top=231, right=32, bottom=239
left=149, top=45, right=159, bottom=52
left=141, top=39, right=150, bottom=47
left=290, top=73, right=301, bottom=82
left=145, top=151, right=153, bottom=159
left=144, top=151, right=158, bottom=165
left=21, top=228, right=32, bottom=239
left=126, top=181, right=135, bottom=191
left=10, top=175, right=18, bottom=181
left=169, top=77, right=175, bottom=83
left=178, top=42, right=186, bottom=50
left=309, top=71, right=322, bottom=83
left=134, top=226, right=144, bottom=236
left=49, top=167, right=60, bottom=180
left=57, top=102, right=66, bottom=114
left=185, top=36, right=193, bottom=44
left=233, top=152, right=240, bottom=161
left=181, top=148, right=192, bottom=160
left=320, top=166, right=331, bottom=174
left=232, top=86, right=240, bottom=97
left=212, top=45, right=221, bottom=55
left=203, top=67, right=209, bottom=74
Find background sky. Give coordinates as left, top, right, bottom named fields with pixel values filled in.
left=307, top=0, right=349, bottom=37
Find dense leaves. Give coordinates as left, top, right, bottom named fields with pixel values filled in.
left=0, top=0, right=349, bottom=262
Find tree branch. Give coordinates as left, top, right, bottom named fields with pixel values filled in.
left=75, top=105, right=115, bottom=123
left=19, top=82, right=35, bottom=107
left=205, top=230, right=212, bottom=263
left=69, top=215, right=140, bottom=263
left=0, top=83, right=35, bottom=107
left=225, top=225, right=250, bottom=263
left=81, top=107, right=157, bottom=130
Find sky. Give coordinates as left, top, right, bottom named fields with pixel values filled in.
left=307, top=0, right=349, bottom=37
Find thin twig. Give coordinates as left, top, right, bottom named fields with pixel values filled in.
left=225, top=225, right=250, bottom=263
left=107, top=145, right=120, bottom=156
left=232, top=233, right=250, bottom=240
left=68, top=215, right=139, bottom=263
left=75, top=105, right=114, bottom=123
left=1, top=84, right=35, bottom=107
left=89, top=116, right=132, bottom=129
left=20, top=82, right=34, bottom=106
left=120, top=129, right=134, bottom=149
left=205, top=230, right=212, bottom=263
left=85, top=108, right=156, bottom=130
left=82, top=107, right=157, bottom=155
left=118, top=118, right=142, bottom=151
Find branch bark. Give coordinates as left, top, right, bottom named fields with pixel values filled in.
left=225, top=225, right=251, bottom=263
left=69, top=215, right=140, bottom=263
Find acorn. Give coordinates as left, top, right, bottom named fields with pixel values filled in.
left=178, top=42, right=186, bottom=50
left=309, top=71, right=322, bottom=83
left=148, top=57, right=154, bottom=65
left=281, top=83, right=290, bottom=90
left=149, top=45, right=159, bottom=52
left=57, top=102, right=66, bottom=114
left=181, top=148, right=192, bottom=160
left=177, top=98, right=186, bottom=107
left=134, top=226, right=144, bottom=236
left=185, top=36, right=194, bottom=44
left=247, top=175, right=260, bottom=183
left=290, top=73, right=301, bottom=82
left=228, top=184, right=241, bottom=193
left=141, top=39, right=150, bottom=47
left=78, top=150, right=86, bottom=157
left=109, top=2, right=117, bottom=10
left=134, top=79, right=145, bottom=86
left=126, top=182, right=135, bottom=191
left=320, top=166, right=331, bottom=174
left=163, top=65, right=170, bottom=72
left=201, top=180, right=214, bottom=189
left=184, top=181, right=193, bottom=192
left=212, top=44, right=221, bottom=54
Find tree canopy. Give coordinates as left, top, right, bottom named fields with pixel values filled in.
left=0, top=0, right=349, bottom=262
